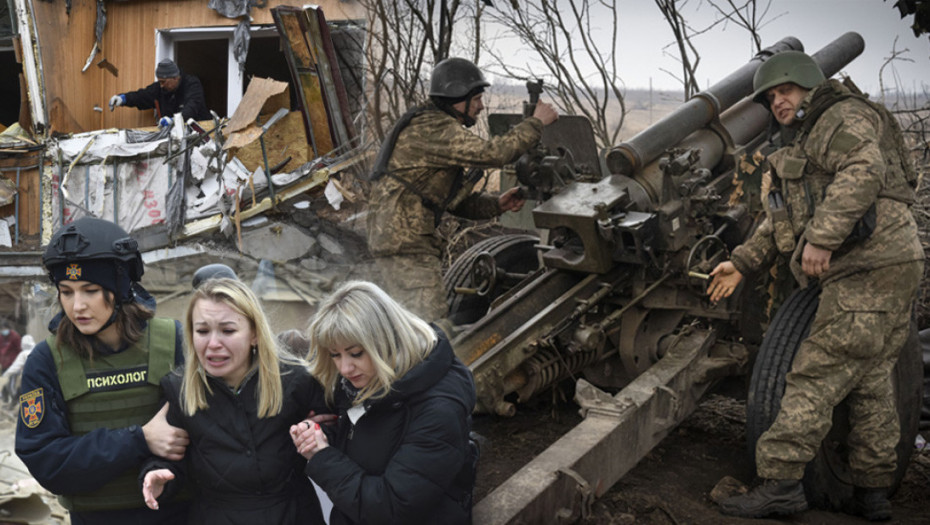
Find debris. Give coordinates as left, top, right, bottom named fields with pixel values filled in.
left=324, top=180, right=344, bottom=210
left=0, top=178, right=16, bottom=207
left=226, top=78, right=289, bottom=134
left=0, top=220, right=11, bottom=247
left=709, top=475, right=748, bottom=504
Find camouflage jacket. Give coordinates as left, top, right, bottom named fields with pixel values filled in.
left=731, top=80, right=922, bottom=286
left=367, top=108, right=543, bottom=257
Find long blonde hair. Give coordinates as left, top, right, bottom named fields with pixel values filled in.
left=180, top=278, right=284, bottom=418
left=308, top=281, right=437, bottom=406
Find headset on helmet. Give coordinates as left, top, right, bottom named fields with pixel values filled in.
left=752, top=50, right=825, bottom=105
left=43, top=217, right=144, bottom=304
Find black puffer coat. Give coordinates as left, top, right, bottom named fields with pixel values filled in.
left=144, top=363, right=329, bottom=525
left=306, top=332, right=477, bottom=525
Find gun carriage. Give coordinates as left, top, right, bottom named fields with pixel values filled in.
left=442, top=32, right=924, bottom=523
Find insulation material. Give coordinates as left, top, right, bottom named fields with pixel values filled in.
left=51, top=159, right=170, bottom=232
left=52, top=133, right=167, bottom=163
left=232, top=110, right=308, bottom=174
left=0, top=219, right=10, bottom=247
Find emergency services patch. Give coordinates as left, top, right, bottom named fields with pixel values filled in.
left=65, top=263, right=82, bottom=280
left=20, top=388, right=44, bottom=428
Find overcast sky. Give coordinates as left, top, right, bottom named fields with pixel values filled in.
left=486, top=1, right=930, bottom=96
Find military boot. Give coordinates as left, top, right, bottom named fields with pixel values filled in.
left=850, top=486, right=892, bottom=521
left=718, top=479, right=808, bottom=518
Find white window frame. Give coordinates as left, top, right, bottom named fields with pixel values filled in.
left=155, top=25, right=280, bottom=116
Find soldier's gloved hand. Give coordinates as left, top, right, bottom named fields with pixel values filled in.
left=109, top=94, right=125, bottom=112
left=158, top=116, right=173, bottom=129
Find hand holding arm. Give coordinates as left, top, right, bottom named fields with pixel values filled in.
left=142, top=469, right=175, bottom=510
left=708, top=261, right=744, bottom=304
left=142, top=403, right=189, bottom=461
left=290, top=421, right=329, bottom=460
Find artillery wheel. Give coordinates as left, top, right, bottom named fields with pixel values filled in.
left=444, top=234, right=541, bottom=325
left=746, top=285, right=921, bottom=510
left=685, top=234, right=728, bottom=295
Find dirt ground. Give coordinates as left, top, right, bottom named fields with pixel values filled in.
left=473, top=377, right=930, bottom=525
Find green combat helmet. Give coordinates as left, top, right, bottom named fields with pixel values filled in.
left=751, top=50, right=825, bottom=105
left=429, top=57, right=490, bottom=100
left=429, top=57, right=490, bottom=128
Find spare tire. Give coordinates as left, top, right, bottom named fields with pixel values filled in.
left=746, top=285, right=921, bottom=510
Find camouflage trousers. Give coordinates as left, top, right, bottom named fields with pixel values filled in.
left=373, top=253, right=449, bottom=323
left=756, top=260, right=922, bottom=487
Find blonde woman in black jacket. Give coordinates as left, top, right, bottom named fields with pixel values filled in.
left=291, top=280, right=477, bottom=525
left=141, top=278, right=329, bottom=524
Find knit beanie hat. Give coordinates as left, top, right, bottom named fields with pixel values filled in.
left=48, top=258, right=134, bottom=304
left=155, top=59, right=181, bottom=79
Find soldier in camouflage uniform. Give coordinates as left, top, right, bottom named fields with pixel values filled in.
left=367, top=57, right=558, bottom=325
left=708, top=51, right=923, bottom=521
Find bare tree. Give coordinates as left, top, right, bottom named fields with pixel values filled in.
left=482, top=0, right=627, bottom=150
left=654, top=0, right=701, bottom=98
left=878, top=36, right=916, bottom=107
left=705, top=0, right=775, bottom=54
left=358, top=0, right=481, bottom=143
left=656, top=0, right=776, bottom=97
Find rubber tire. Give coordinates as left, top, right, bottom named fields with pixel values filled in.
left=443, top=234, right=540, bottom=325
left=746, top=285, right=922, bottom=510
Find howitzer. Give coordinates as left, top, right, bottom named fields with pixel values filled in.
left=443, top=31, right=924, bottom=522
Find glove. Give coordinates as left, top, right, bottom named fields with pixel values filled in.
left=109, top=94, right=125, bottom=111
left=158, top=116, right=173, bottom=129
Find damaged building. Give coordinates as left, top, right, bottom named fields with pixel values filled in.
left=0, top=0, right=377, bottom=346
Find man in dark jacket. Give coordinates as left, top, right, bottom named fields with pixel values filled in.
left=109, top=59, right=211, bottom=127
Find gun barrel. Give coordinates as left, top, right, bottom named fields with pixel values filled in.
left=606, top=32, right=865, bottom=177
